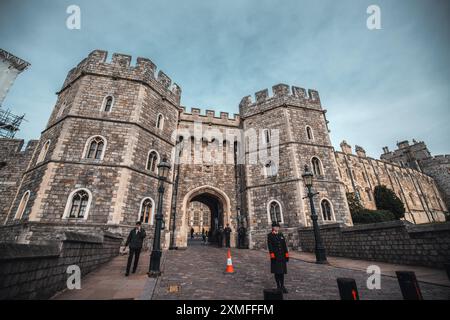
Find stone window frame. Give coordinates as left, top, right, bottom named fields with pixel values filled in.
left=62, top=188, right=93, bottom=220
left=267, top=199, right=284, bottom=225
left=319, top=197, right=336, bottom=222
left=262, top=129, right=271, bottom=145
left=310, top=156, right=324, bottom=176
left=82, top=135, right=107, bottom=160
left=156, top=113, right=164, bottom=130
left=14, top=190, right=31, bottom=220
left=305, top=125, right=314, bottom=141
left=57, top=101, right=67, bottom=118
left=138, top=197, right=156, bottom=225
left=146, top=149, right=160, bottom=173
left=36, top=139, right=51, bottom=164
left=101, top=95, right=115, bottom=112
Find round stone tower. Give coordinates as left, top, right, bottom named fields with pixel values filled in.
left=239, top=83, right=352, bottom=249
left=5, top=50, right=181, bottom=245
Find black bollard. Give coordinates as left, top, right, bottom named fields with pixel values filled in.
left=444, top=263, right=450, bottom=281
left=396, top=271, right=423, bottom=300
left=263, top=289, right=283, bottom=300
left=337, top=278, right=359, bottom=300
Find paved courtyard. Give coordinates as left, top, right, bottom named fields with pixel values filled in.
left=54, top=238, right=450, bottom=300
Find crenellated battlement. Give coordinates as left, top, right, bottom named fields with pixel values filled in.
left=179, top=106, right=240, bottom=127
left=60, top=50, right=182, bottom=105
left=239, top=83, right=321, bottom=118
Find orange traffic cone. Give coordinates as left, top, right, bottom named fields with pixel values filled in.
left=224, top=249, right=235, bottom=274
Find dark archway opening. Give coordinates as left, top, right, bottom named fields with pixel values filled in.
left=188, top=192, right=224, bottom=245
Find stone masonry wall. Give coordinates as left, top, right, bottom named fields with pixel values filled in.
left=0, top=231, right=122, bottom=299
left=241, top=84, right=352, bottom=249
left=0, top=139, right=38, bottom=222
left=335, top=142, right=447, bottom=224
left=421, top=155, right=450, bottom=212
left=298, top=221, right=450, bottom=268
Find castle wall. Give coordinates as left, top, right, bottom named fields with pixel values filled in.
left=240, top=84, right=352, bottom=249
left=187, top=201, right=211, bottom=233
left=421, top=155, right=450, bottom=211
left=1, top=51, right=179, bottom=247
left=0, top=231, right=122, bottom=299
left=335, top=144, right=447, bottom=224
left=0, top=139, right=38, bottom=222
left=0, top=49, right=447, bottom=253
left=171, top=110, right=241, bottom=247
left=298, top=221, right=450, bottom=269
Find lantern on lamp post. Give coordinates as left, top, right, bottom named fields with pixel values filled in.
left=302, top=164, right=328, bottom=264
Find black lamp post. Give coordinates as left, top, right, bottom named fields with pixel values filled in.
left=148, top=157, right=171, bottom=277
left=169, top=140, right=183, bottom=250
left=302, top=164, right=328, bottom=264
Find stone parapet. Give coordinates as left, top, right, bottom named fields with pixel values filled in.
left=298, top=221, right=450, bottom=269
left=0, top=231, right=122, bottom=299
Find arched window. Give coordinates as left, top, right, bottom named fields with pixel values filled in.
left=85, top=136, right=106, bottom=160
left=306, top=126, right=314, bottom=140
left=321, top=199, right=333, bottom=221
left=63, top=189, right=92, bottom=219
left=146, top=150, right=159, bottom=173
left=156, top=113, right=164, bottom=130
left=362, top=171, right=368, bottom=183
left=139, top=198, right=155, bottom=224
left=262, top=129, right=270, bottom=144
left=311, top=157, right=322, bottom=176
left=15, top=190, right=30, bottom=219
left=37, top=140, right=50, bottom=164
left=267, top=200, right=283, bottom=224
left=103, top=96, right=114, bottom=112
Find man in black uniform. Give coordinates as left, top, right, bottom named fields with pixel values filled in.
left=238, top=226, right=246, bottom=248
left=124, top=221, right=146, bottom=276
left=217, top=226, right=224, bottom=248
left=267, top=222, right=289, bottom=293
left=224, top=223, right=232, bottom=248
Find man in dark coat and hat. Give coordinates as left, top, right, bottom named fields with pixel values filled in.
left=267, top=222, right=289, bottom=293
left=124, top=221, right=146, bottom=276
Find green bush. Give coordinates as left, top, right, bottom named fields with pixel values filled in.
left=351, top=209, right=396, bottom=224
left=374, top=185, right=405, bottom=220
left=346, top=192, right=364, bottom=215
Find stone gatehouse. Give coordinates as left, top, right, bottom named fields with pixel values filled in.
left=0, top=50, right=447, bottom=250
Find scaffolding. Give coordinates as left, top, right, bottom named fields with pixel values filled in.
left=0, top=108, right=24, bottom=138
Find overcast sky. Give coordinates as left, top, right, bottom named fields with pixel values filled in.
left=0, top=0, right=449, bottom=158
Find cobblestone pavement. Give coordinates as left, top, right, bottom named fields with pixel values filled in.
left=53, top=238, right=450, bottom=300
left=151, top=240, right=450, bottom=300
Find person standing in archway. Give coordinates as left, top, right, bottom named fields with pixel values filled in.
left=267, top=222, right=289, bottom=293
left=224, top=223, right=232, bottom=248
left=217, top=226, right=224, bottom=247
left=201, top=228, right=207, bottom=244
left=190, top=227, right=194, bottom=239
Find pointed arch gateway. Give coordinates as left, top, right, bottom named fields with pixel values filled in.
left=177, top=185, right=234, bottom=248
